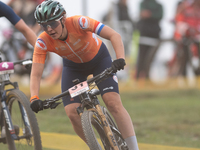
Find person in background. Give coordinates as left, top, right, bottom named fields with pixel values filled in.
left=7, top=0, right=62, bottom=86
left=29, top=0, right=140, bottom=150
left=7, top=0, right=44, bottom=34
left=172, top=0, right=200, bottom=77
left=135, top=0, right=163, bottom=80
left=102, top=0, right=134, bottom=58
left=0, top=1, right=36, bottom=131
left=0, top=1, right=37, bottom=49
left=102, top=0, right=134, bottom=81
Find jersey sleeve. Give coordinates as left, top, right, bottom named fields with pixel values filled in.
left=33, top=32, right=51, bottom=64
left=73, top=15, right=105, bottom=35
left=0, top=1, right=21, bottom=25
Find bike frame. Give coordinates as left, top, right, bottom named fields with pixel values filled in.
left=0, top=59, right=32, bottom=142
left=75, top=86, right=119, bottom=149
left=43, top=68, right=122, bottom=150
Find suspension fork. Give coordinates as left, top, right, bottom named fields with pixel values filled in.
left=95, top=104, right=119, bottom=150
left=18, top=101, right=32, bottom=137
left=1, top=91, right=18, bottom=140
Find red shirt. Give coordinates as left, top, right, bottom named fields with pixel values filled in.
left=174, top=4, right=200, bottom=40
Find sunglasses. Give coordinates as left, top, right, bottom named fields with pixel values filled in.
left=40, top=16, right=63, bottom=31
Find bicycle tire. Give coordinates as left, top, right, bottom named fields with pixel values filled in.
left=81, top=107, right=128, bottom=150
left=186, top=41, right=200, bottom=76
left=5, top=89, right=42, bottom=150
left=4, top=116, right=16, bottom=149
left=81, top=110, right=110, bottom=150
left=101, top=106, right=129, bottom=150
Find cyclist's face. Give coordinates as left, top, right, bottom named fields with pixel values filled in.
left=40, top=16, right=64, bottom=39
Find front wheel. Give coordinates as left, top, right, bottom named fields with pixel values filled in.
left=5, top=89, right=42, bottom=150
left=101, top=106, right=128, bottom=150
left=81, top=107, right=128, bottom=150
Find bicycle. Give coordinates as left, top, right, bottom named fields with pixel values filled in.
left=0, top=58, right=42, bottom=150
left=41, top=67, right=129, bottom=150
left=143, top=30, right=200, bottom=85
left=168, top=34, right=200, bottom=78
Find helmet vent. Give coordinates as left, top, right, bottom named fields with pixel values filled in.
left=44, top=12, right=48, bottom=19
left=47, top=1, right=53, bottom=6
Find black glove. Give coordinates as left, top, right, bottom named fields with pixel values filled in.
left=30, top=99, right=43, bottom=113
left=111, top=58, right=126, bottom=73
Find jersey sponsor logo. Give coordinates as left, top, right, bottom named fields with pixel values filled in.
left=79, top=16, right=89, bottom=29
left=103, top=86, right=114, bottom=91
left=113, top=75, right=118, bottom=83
left=73, top=39, right=81, bottom=46
left=60, top=46, right=67, bottom=51
left=36, top=39, right=47, bottom=50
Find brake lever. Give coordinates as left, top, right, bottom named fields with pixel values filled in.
left=43, top=98, right=61, bottom=109
left=50, top=102, right=62, bottom=109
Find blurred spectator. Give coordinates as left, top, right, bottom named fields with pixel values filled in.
left=7, top=0, right=62, bottom=85
left=135, top=0, right=163, bottom=80
left=172, top=0, right=200, bottom=77
left=7, top=0, right=43, bottom=34
left=175, top=0, right=194, bottom=15
left=102, top=0, right=134, bottom=81
left=102, top=0, right=134, bottom=59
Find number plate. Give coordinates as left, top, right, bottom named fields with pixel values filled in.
left=69, top=81, right=89, bottom=98
left=0, top=62, right=14, bottom=75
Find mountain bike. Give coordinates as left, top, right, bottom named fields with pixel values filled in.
left=0, top=58, right=42, bottom=150
left=41, top=67, right=129, bottom=150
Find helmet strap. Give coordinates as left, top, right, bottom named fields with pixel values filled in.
left=59, top=20, right=68, bottom=41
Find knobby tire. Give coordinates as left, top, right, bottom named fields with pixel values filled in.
left=81, top=106, right=128, bottom=150
left=5, top=89, right=42, bottom=150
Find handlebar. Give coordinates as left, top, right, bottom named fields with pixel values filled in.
left=0, top=58, right=32, bottom=82
left=13, top=58, right=32, bottom=66
left=42, top=67, right=114, bottom=109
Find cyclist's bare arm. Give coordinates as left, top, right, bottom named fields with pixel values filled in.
left=30, top=63, right=45, bottom=97
left=99, top=25, right=125, bottom=59
left=15, top=19, right=37, bottom=47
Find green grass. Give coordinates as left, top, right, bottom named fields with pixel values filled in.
left=1, top=89, right=199, bottom=149
left=121, top=89, right=200, bottom=148
left=37, top=89, right=200, bottom=149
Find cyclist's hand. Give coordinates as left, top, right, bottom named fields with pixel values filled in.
left=111, top=58, right=126, bottom=73
left=30, top=97, right=43, bottom=113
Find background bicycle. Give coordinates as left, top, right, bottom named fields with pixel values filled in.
left=0, top=27, right=34, bottom=76
left=138, top=34, right=200, bottom=87
left=0, top=58, right=42, bottom=150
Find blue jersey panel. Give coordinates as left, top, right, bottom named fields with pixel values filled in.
left=0, top=1, right=21, bottom=25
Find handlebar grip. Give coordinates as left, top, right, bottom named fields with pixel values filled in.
left=13, top=58, right=32, bottom=65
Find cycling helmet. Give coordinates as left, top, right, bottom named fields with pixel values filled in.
left=34, top=0, right=66, bottom=24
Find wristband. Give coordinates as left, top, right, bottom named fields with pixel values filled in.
left=30, top=95, right=39, bottom=102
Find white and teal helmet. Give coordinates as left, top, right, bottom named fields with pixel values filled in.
left=34, top=0, right=66, bottom=24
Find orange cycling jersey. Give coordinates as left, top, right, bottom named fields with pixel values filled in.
left=33, top=15, right=105, bottom=64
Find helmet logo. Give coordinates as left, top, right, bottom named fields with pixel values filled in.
left=36, top=39, right=47, bottom=50
left=79, top=17, right=89, bottom=29
left=53, top=5, right=59, bottom=15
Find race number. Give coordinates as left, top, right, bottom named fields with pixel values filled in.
left=69, top=81, right=89, bottom=98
